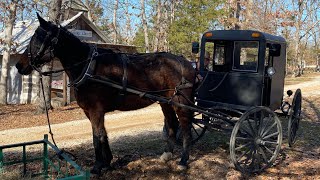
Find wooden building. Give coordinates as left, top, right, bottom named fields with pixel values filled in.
left=0, top=0, right=137, bottom=105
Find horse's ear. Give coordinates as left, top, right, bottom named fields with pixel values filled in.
left=37, top=12, right=49, bottom=29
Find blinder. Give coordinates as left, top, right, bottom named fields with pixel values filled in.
left=28, top=26, right=61, bottom=70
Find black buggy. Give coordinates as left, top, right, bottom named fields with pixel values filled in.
left=188, top=30, right=302, bottom=173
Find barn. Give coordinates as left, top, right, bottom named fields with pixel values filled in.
left=0, top=2, right=137, bottom=105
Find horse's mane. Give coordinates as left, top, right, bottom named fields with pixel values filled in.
left=47, top=22, right=115, bottom=54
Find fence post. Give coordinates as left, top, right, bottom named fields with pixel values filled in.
left=23, top=145, right=27, bottom=175
left=43, top=134, right=48, bottom=178
left=0, top=148, right=3, bottom=174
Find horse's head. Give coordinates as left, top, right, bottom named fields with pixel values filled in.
left=16, top=13, right=60, bottom=75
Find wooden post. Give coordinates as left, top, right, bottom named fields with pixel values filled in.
left=67, top=76, right=71, bottom=105
left=63, top=72, right=67, bottom=106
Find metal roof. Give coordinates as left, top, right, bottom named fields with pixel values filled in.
left=0, top=19, right=39, bottom=55
left=0, top=12, right=109, bottom=55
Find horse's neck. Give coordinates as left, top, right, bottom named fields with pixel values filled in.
left=54, top=35, right=90, bottom=81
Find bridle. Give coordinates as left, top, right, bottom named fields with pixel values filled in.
left=27, top=26, right=93, bottom=77
left=28, top=26, right=61, bottom=75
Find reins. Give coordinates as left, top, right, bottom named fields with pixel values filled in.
left=28, top=25, right=80, bottom=160
left=39, top=74, right=77, bottom=161
left=39, top=75, right=56, bottom=146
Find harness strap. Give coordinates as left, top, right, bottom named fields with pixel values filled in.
left=177, top=77, right=193, bottom=90
left=113, top=54, right=129, bottom=107
left=119, top=54, right=128, bottom=96
left=69, top=46, right=98, bottom=88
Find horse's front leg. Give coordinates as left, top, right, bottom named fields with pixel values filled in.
left=160, top=104, right=179, bottom=162
left=86, top=111, right=113, bottom=174
left=175, top=108, right=192, bottom=170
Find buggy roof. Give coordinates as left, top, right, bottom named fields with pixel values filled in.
left=203, top=30, right=286, bottom=43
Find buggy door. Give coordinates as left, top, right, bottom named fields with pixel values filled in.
left=197, top=41, right=264, bottom=110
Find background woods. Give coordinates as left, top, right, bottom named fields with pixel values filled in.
left=1, top=0, right=320, bottom=105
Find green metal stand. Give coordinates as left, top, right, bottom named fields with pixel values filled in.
left=0, top=134, right=89, bottom=179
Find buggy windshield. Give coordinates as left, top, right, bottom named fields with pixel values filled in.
left=233, top=41, right=259, bottom=72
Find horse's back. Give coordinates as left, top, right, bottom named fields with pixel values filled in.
left=77, top=51, right=196, bottom=112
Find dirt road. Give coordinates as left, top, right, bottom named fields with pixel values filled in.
left=0, top=104, right=164, bottom=147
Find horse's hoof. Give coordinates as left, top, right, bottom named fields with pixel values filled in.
left=160, top=152, right=173, bottom=162
left=177, top=164, right=188, bottom=171
left=90, top=167, right=102, bottom=175
left=103, top=165, right=115, bottom=171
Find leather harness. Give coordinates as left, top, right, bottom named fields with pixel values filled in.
left=70, top=49, right=129, bottom=99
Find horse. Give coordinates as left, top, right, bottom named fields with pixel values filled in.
left=15, top=14, right=196, bottom=174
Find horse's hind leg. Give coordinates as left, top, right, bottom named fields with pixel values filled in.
left=86, top=110, right=113, bottom=174
left=160, top=104, right=179, bottom=162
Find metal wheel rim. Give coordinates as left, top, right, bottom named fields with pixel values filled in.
left=230, top=106, right=283, bottom=173
left=288, top=89, right=302, bottom=147
left=190, top=119, right=207, bottom=144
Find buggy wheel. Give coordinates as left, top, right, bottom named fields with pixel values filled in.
left=190, top=118, right=207, bottom=144
left=162, top=118, right=207, bottom=145
left=288, top=89, right=302, bottom=147
left=230, top=107, right=283, bottom=173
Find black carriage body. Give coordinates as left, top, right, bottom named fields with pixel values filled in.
left=196, top=30, right=286, bottom=111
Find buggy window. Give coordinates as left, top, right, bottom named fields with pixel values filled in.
left=233, top=41, right=259, bottom=72
left=203, top=41, right=229, bottom=72
left=204, top=42, right=214, bottom=71
left=214, top=44, right=225, bottom=65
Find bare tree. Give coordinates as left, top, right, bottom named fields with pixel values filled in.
left=0, top=0, right=17, bottom=105
left=290, top=0, right=320, bottom=76
left=225, top=0, right=241, bottom=30
left=140, top=0, right=149, bottom=52
left=124, top=0, right=131, bottom=44
left=113, top=0, right=118, bottom=44
left=292, top=0, right=304, bottom=76
left=153, top=0, right=162, bottom=52
left=85, top=0, right=93, bottom=22
left=311, top=3, right=320, bottom=71
left=37, top=0, right=62, bottom=113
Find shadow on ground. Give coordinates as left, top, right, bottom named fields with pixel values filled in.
left=1, top=96, right=320, bottom=179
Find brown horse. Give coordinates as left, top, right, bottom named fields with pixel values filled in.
left=15, top=14, right=196, bottom=174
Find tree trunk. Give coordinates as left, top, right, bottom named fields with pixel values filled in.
left=140, top=0, right=150, bottom=53
left=293, top=0, right=304, bottom=77
left=162, top=1, right=169, bottom=51
left=226, top=0, right=241, bottom=30
left=244, top=0, right=253, bottom=29
left=234, top=0, right=241, bottom=30
left=170, top=0, right=176, bottom=23
left=317, top=54, right=320, bottom=72
left=113, top=0, right=118, bottom=44
left=0, top=1, right=17, bottom=105
left=37, top=0, right=62, bottom=114
left=125, top=0, right=131, bottom=44
left=85, top=0, right=93, bottom=22
left=153, top=0, right=162, bottom=52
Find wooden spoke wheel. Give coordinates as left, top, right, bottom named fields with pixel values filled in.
left=288, top=89, right=302, bottom=147
left=162, top=115, right=207, bottom=145
left=230, top=107, right=283, bottom=173
left=189, top=117, right=207, bottom=144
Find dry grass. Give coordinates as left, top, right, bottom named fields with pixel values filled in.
left=285, top=72, right=319, bottom=85
left=0, top=170, right=42, bottom=180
